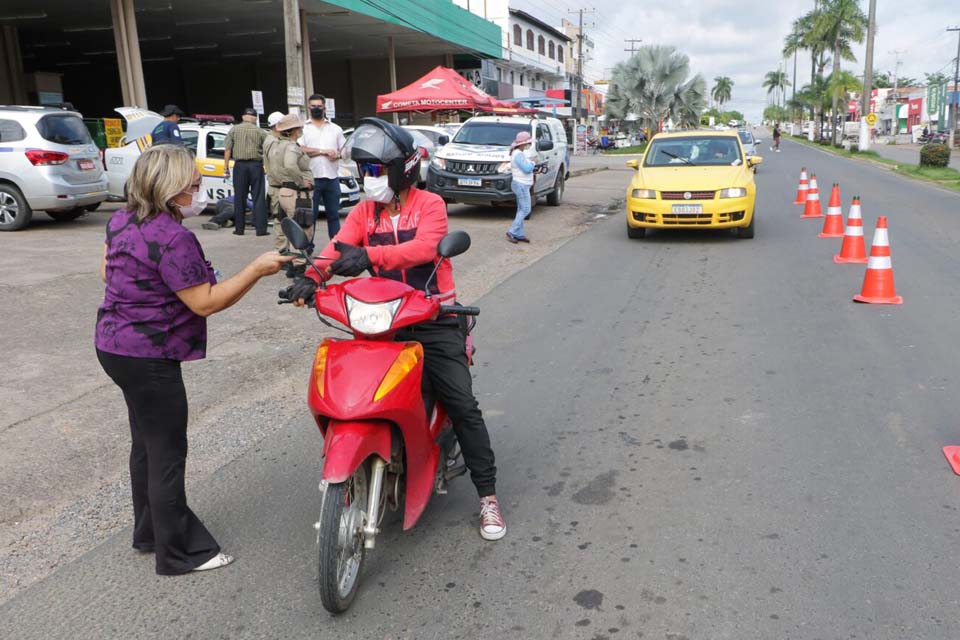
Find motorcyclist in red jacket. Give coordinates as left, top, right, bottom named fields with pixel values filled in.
left=289, top=118, right=506, bottom=541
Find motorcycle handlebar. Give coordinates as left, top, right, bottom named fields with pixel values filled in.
left=440, top=305, right=480, bottom=316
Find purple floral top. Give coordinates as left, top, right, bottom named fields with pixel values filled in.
left=95, top=209, right=216, bottom=361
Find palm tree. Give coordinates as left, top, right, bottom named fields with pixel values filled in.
left=814, top=0, right=867, bottom=144
left=608, top=45, right=706, bottom=132
left=711, top=76, right=734, bottom=111
left=782, top=22, right=805, bottom=105
left=827, top=70, right=863, bottom=103
left=762, top=70, right=791, bottom=109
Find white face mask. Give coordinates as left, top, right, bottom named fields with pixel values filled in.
left=363, top=175, right=394, bottom=204
left=177, top=189, right=208, bottom=218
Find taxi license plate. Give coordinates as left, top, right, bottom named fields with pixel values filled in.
left=78, top=159, right=95, bottom=171
left=458, top=178, right=482, bottom=187
left=671, top=204, right=703, bottom=214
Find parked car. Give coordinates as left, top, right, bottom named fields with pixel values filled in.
left=0, top=105, right=109, bottom=231
left=425, top=115, right=570, bottom=208
left=624, top=130, right=761, bottom=239
left=105, top=109, right=360, bottom=214
left=737, top=129, right=761, bottom=172
left=402, top=125, right=450, bottom=149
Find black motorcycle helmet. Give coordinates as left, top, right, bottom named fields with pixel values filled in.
left=350, top=118, right=421, bottom=194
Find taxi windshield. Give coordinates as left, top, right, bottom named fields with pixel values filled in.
left=644, top=136, right=743, bottom=167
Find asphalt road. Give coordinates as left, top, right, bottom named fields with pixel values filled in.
left=4, top=138, right=960, bottom=639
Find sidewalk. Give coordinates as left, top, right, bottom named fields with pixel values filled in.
left=868, top=142, right=960, bottom=171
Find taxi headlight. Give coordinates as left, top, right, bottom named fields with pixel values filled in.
left=345, top=296, right=402, bottom=335
left=431, top=156, right=446, bottom=170
left=719, top=187, right=747, bottom=198
left=631, top=188, right=656, bottom=199
left=497, top=161, right=512, bottom=173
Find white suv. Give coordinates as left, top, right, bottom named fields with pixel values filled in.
left=0, top=106, right=109, bottom=231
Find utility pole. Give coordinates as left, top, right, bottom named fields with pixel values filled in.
left=948, top=27, right=960, bottom=148
left=282, top=0, right=305, bottom=115
left=890, top=49, right=906, bottom=110
left=859, top=0, right=876, bottom=151
left=568, top=9, right=595, bottom=127
left=624, top=39, right=642, bottom=55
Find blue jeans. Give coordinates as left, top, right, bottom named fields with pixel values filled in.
left=509, top=181, right=531, bottom=238
left=313, top=177, right=341, bottom=239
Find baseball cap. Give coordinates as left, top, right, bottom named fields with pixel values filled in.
left=242, top=107, right=258, bottom=117
left=159, top=104, right=184, bottom=117
left=267, top=111, right=284, bottom=128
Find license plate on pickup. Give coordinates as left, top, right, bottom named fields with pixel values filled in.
left=457, top=178, right=482, bottom=187
left=671, top=204, right=703, bottom=214
left=78, top=159, right=95, bottom=171
left=347, top=192, right=360, bottom=201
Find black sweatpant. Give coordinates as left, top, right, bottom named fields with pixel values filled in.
left=96, top=349, right=220, bottom=575
left=395, top=318, right=497, bottom=497
left=232, top=159, right=268, bottom=234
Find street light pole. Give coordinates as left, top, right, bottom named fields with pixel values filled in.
left=948, top=27, right=960, bottom=149
left=859, top=0, right=876, bottom=151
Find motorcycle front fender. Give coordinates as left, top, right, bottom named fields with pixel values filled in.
left=321, top=420, right=392, bottom=483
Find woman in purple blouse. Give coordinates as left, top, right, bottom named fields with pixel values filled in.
left=95, top=144, right=292, bottom=574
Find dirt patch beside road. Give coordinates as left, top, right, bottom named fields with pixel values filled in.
left=0, top=165, right=629, bottom=603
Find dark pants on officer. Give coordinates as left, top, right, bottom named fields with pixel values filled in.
left=313, top=177, right=341, bottom=239
left=395, top=318, right=496, bottom=497
left=96, top=350, right=221, bottom=575
left=233, top=159, right=268, bottom=234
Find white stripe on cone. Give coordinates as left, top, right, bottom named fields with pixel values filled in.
left=843, top=226, right=864, bottom=236
left=867, top=255, right=892, bottom=270
left=873, top=228, right=889, bottom=246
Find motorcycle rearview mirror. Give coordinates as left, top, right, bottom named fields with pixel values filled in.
left=424, top=231, right=471, bottom=297
left=281, top=218, right=310, bottom=251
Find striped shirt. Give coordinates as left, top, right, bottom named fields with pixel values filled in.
left=224, top=121, right=266, bottom=161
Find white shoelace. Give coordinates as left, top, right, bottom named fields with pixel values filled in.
left=480, top=499, right=504, bottom=528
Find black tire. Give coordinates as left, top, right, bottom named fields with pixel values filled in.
left=84, top=202, right=102, bottom=212
left=627, top=223, right=647, bottom=239
left=0, top=183, right=32, bottom=231
left=318, top=465, right=369, bottom=614
left=546, top=169, right=564, bottom=206
left=737, top=213, right=755, bottom=239
left=46, top=208, right=86, bottom=222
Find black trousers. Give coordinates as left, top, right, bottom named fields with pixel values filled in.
left=395, top=319, right=497, bottom=497
left=233, top=159, right=268, bottom=234
left=312, top=177, right=341, bottom=239
left=96, top=350, right=220, bottom=575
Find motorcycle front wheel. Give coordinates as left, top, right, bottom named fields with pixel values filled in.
left=318, top=463, right=369, bottom=613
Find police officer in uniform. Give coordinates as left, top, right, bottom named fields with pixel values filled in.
left=151, top=105, right=185, bottom=145
left=262, top=111, right=286, bottom=248
left=270, top=114, right=314, bottom=250
left=223, top=108, right=268, bottom=236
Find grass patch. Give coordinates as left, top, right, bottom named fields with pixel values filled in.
left=789, top=134, right=899, bottom=166
left=602, top=144, right=648, bottom=155
left=894, top=164, right=960, bottom=192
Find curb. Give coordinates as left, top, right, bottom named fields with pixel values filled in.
left=569, top=166, right=609, bottom=178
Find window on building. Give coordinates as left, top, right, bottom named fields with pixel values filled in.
left=497, top=67, right=503, bottom=82
left=526, top=29, right=534, bottom=50
left=558, top=46, right=564, bottom=63
left=513, top=24, right=521, bottom=47
left=543, top=81, right=547, bottom=90
left=538, top=35, right=545, bottom=55
left=510, top=71, right=515, bottom=84
left=549, top=41, right=555, bottom=59
left=519, top=74, right=524, bottom=86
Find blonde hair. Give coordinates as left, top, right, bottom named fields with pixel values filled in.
left=127, top=144, right=196, bottom=222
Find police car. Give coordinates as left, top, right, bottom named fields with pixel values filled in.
left=104, top=108, right=360, bottom=212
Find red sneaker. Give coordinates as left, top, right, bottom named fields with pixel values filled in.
left=479, top=496, right=506, bottom=541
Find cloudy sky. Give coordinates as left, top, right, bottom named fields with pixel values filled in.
left=512, top=0, right=958, bottom=121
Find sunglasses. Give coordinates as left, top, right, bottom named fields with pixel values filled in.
left=358, top=162, right=386, bottom=178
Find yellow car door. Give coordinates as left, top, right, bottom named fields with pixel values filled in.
left=197, top=129, right=234, bottom=202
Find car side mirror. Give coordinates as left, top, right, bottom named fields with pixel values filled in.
left=537, top=139, right=554, bottom=152
left=747, top=156, right=763, bottom=167
left=437, top=230, right=471, bottom=258
left=626, top=159, right=639, bottom=169
left=438, top=135, right=450, bottom=146
left=281, top=218, right=310, bottom=251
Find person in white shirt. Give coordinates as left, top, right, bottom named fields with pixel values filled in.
left=299, top=94, right=346, bottom=239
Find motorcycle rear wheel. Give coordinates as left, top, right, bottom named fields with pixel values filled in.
left=318, top=464, right=369, bottom=613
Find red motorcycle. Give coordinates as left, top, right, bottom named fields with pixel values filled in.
left=278, top=219, right=478, bottom=613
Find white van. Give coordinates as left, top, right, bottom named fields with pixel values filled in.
left=425, top=115, right=569, bottom=207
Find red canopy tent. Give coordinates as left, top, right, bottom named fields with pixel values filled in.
left=376, top=66, right=533, bottom=114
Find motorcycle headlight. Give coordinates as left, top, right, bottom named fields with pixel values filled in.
left=631, top=188, right=656, bottom=199
left=497, top=161, right=512, bottom=173
left=719, top=187, right=747, bottom=198
left=431, top=156, right=446, bottom=170
left=344, top=296, right=402, bottom=335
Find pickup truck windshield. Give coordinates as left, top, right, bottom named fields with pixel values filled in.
left=453, top=123, right=529, bottom=146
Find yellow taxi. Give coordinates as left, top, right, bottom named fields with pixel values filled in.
left=625, top=130, right=761, bottom=239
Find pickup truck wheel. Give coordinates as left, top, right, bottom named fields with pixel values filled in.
left=0, top=184, right=32, bottom=231
left=84, top=202, right=101, bottom=212
left=46, top=208, right=86, bottom=222
left=546, top=170, right=564, bottom=206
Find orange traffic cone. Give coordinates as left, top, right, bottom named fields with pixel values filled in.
left=802, top=174, right=823, bottom=218
left=834, top=196, right=868, bottom=263
left=793, top=167, right=809, bottom=205
left=818, top=183, right=845, bottom=238
left=853, top=216, right=902, bottom=304
left=944, top=446, right=960, bottom=475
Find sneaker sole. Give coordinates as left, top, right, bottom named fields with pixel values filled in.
left=480, top=527, right=506, bottom=541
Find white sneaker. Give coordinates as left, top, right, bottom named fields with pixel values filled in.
left=479, top=496, right=506, bottom=541
left=192, top=552, right=234, bottom=572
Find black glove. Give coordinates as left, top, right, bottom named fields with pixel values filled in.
left=287, top=277, right=318, bottom=304
left=329, top=241, right=372, bottom=277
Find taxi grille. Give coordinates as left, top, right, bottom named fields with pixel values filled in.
left=447, top=161, right=500, bottom=175
left=633, top=211, right=745, bottom=225
left=660, top=190, right=716, bottom=200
